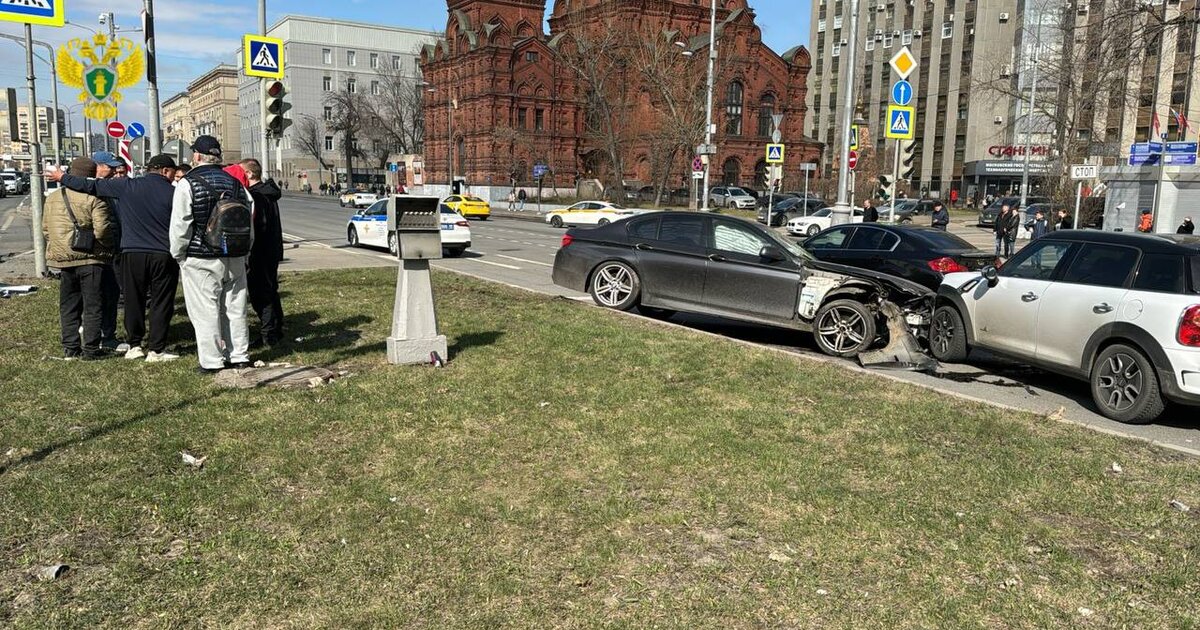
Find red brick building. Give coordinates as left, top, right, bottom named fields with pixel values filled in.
left=419, top=0, right=819, bottom=199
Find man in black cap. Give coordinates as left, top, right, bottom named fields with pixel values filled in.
left=49, top=153, right=182, bottom=362
left=170, top=135, right=255, bottom=374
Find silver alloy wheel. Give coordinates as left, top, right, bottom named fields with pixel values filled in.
left=931, top=309, right=955, bottom=356
left=816, top=305, right=868, bottom=354
left=592, top=264, right=634, bottom=307
left=1096, top=352, right=1144, bottom=412
left=348, top=226, right=359, bottom=246
left=388, top=232, right=397, bottom=256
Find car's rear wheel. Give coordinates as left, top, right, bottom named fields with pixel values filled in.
left=550, top=215, right=564, bottom=228
left=1090, top=344, right=1165, bottom=424
left=930, top=305, right=969, bottom=362
left=347, top=226, right=359, bottom=247
left=597, top=218, right=611, bottom=226
left=813, top=299, right=876, bottom=357
left=807, top=224, right=821, bottom=237
left=387, top=232, right=397, bottom=256
left=589, top=261, right=640, bottom=311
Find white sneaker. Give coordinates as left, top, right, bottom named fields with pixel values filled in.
left=124, top=346, right=146, bottom=360
left=115, top=342, right=131, bottom=353
left=145, top=351, right=180, bottom=363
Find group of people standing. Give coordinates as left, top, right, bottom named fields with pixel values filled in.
left=43, top=135, right=285, bottom=374
left=990, top=205, right=1072, bottom=257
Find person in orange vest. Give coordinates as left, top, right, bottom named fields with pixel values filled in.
left=1137, top=209, right=1154, bottom=233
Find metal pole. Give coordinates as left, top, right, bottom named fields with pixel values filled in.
left=803, top=165, right=809, bottom=205
left=1149, top=0, right=1170, bottom=233
left=259, top=0, right=269, bottom=173
left=0, top=35, right=61, bottom=167
left=700, top=0, right=717, bottom=212
left=144, top=0, right=162, bottom=155
left=1073, top=180, right=1082, bottom=230
left=831, top=0, right=861, bottom=226
left=890, top=138, right=900, bottom=223
left=107, top=13, right=118, bottom=129
left=24, top=25, right=46, bottom=277
left=447, top=95, right=452, bottom=194
left=1019, top=11, right=1043, bottom=213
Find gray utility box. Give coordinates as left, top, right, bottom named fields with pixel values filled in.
left=387, top=195, right=442, bottom=259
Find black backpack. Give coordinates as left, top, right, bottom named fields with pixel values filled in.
left=188, top=173, right=252, bottom=257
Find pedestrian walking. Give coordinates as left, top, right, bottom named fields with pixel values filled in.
left=169, top=136, right=256, bottom=374
left=1137, top=209, right=1154, bottom=233
left=50, top=154, right=182, bottom=362
left=930, top=201, right=950, bottom=231
left=949, top=189, right=959, bottom=206
left=1178, top=217, right=1195, bottom=234
left=507, top=189, right=516, bottom=211
left=862, top=199, right=879, bottom=223
left=994, top=205, right=1012, bottom=257
left=239, top=158, right=285, bottom=347
left=1025, top=209, right=1049, bottom=240
left=1055, top=209, right=1072, bottom=231
left=43, top=157, right=115, bottom=360
left=517, top=188, right=527, bottom=211
left=1002, top=206, right=1020, bottom=257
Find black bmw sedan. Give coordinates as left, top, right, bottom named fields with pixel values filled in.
left=802, top=223, right=994, bottom=291
left=551, top=211, right=932, bottom=358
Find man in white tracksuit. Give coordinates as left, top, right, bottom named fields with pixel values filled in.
left=169, top=136, right=256, bottom=374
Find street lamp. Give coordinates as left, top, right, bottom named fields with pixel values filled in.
left=831, top=0, right=863, bottom=226
left=0, top=34, right=62, bottom=167
left=700, top=0, right=717, bottom=212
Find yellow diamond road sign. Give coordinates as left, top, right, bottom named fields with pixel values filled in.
left=890, top=46, right=916, bottom=80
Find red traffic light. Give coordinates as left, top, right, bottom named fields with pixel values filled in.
left=266, top=81, right=285, bottom=98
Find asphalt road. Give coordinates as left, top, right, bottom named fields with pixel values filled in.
left=0, top=194, right=35, bottom=278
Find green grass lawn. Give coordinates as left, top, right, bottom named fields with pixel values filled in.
left=2, top=269, right=1198, bottom=628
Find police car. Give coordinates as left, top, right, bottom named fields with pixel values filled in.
left=346, top=198, right=471, bottom=257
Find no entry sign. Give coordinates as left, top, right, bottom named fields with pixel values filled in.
left=848, top=150, right=858, bottom=170
left=107, top=121, right=126, bottom=138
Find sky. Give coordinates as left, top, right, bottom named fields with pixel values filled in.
left=0, top=0, right=807, bottom=143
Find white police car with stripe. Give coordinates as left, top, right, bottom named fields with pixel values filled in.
left=347, top=198, right=471, bottom=257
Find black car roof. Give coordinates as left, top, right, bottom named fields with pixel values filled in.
left=1043, top=230, right=1200, bottom=254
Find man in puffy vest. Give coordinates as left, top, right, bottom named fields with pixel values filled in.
left=169, top=136, right=256, bottom=374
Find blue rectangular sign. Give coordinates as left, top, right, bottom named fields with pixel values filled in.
left=1129, top=154, right=1161, bottom=166
left=1166, top=141, right=1198, bottom=155
left=1164, top=153, right=1197, bottom=166
left=1130, top=142, right=1164, bottom=155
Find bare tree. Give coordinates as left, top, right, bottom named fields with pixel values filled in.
left=325, top=77, right=370, bottom=186
left=295, top=115, right=333, bottom=172
left=363, top=63, right=427, bottom=156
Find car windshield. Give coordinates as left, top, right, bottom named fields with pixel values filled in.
left=809, top=208, right=833, bottom=218
left=727, top=187, right=747, bottom=196
left=609, top=203, right=626, bottom=210
left=464, top=196, right=484, bottom=202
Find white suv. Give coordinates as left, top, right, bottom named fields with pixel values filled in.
left=708, top=186, right=756, bottom=209
left=930, top=231, right=1200, bottom=424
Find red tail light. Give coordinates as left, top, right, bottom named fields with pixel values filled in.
left=561, top=234, right=574, bottom=248
left=1178, top=305, right=1200, bottom=347
left=928, top=257, right=969, bottom=274
left=455, top=221, right=469, bottom=227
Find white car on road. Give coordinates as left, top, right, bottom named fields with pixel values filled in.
left=545, top=201, right=644, bottom=228
left=786, top=207, right=865, bottom=237
left=346, top=199, right=471, bottom=257
left=340, top=190, right=379, bottom=209
left=708, top=186, right=757, bottom=209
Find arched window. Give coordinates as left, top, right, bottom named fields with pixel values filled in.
left=722, top=157, right=740, bottom=186
left=757, top=94, right=776, bottom=137
left=725, top=81, right=744, bottom=136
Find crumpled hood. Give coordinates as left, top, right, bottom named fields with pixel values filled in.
left=251, top=179, right=282, bottom=201
left=807, top=259, right=933, bottom=298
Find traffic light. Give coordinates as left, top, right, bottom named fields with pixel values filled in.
left=265, top=80, right=293, bottom=138
left=878, top=175, right=893, bottom=201
left=900, top=140, right=917, bottom=181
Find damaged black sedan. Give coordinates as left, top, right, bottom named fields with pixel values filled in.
left=551, top=211, right=933, bottom=359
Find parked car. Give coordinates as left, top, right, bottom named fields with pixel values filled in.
left=1, top=172, right=20, bottom=195
left=931, top=230, right=1200, bottom=424
left=758, top=191, right=798, bottom=209
left=339, top=189, right=378, bottom=208
left=669, top=188, right=691, bottom=205
left=346, top=200, right=471, bottom=257
left=443, top=194, right=491, bottom=220
left=708, top=186, right=757, bottom=209
left=552, top=211, right=932, bottom=358
left=546, top=201, right=645, bottom=227
left=978, top=195, right=1050, bottom=226
left=803, top=224, right=994, bottom=291
left=757, top=197, right=825, bottom=227
left=786, top=207, right=865, bottom=237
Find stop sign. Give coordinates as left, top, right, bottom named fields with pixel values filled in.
left=107, top=121, right=126, bottom=138
left=847, top=150, right=858, bottom=170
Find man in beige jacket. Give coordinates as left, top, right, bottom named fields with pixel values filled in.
left=43, top=157, right=115, bottom=359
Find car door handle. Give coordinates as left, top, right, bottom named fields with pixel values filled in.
left=707, top=254, right=727, bottom=262
left=1093, top=302, right=1114, bottom=314
left=634, top=243, right=653, bottom=251
left=1021, top=292, right=1039, bottom=302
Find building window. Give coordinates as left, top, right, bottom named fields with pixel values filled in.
left=370, top=53, right=379, bottom=69
left=941, top=22, right=953, bottom=39
left=347, top=50, right=357, bottom=66
left=322, top=48, right=331, bottom=64
left=902, top=30, right=913, bottom=45
left=392, top=55, right=401, bottom=70
left=725, top=81, right=744, bottom=136
left=347, top=79, right=356, bottom=94
left=525, top=51, right=540, bottom=62
left=535, top=108, right=545, bottom=131
left=371, top=81, right=381, bottom=96
left=817, top=19, right=826, bottom=32
left=757, top=95, right=775, bottom=137
left=324, top=136, right=333, bottom=151
left=865, top=39, right=875, bottom=51
left=517, top=108, right=527, bottom=129
left=832, top=43, right=840, bottom=57
left=883, top=33, right=893, bottom=48
left=834, top=15, right=843, bottom=29
left=323, top=106, right=332, bottom=121
left=322, top=76, right=332, bottom=91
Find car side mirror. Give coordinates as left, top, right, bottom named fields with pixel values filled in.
left=759, top=245, right=785, bottom=262
left=982, top=265, right=999, bottom=287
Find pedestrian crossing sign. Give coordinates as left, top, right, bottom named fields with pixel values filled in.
left=244, top=35, right=284, bottom=79
left=885, top=105, right=915, bottom=140
left=0, top=0, right=65, bottom=27
left=765, top=143, right=785, bottom=164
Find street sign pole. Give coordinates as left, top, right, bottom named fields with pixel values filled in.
left=891, top=139, right=900, bottom=223
left=830, top=0, right=860, bottom=227
left=144, top=0, right=162, bottom=155
left=700, top=0, right=717, bottom=212
left=24, top=24, right=46, bottom=277
left=1074, top=180, right=1082, bottom=230
left=258, top=0, right=269, bottom=176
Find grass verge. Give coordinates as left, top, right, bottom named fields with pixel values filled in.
left=1, top=268, right=1198, bottom=628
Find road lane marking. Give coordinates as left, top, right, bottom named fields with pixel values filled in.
left=496, top=254, right=552, bottom=267
left=467, top=258, right=520, bottom=270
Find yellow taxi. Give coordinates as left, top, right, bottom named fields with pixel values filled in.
left=443, top=194, right=491, bottom=220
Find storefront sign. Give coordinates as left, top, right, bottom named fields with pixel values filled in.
left=987, top=145, right=1053, bottom=158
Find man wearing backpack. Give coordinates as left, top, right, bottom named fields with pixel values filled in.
left=169, top=136, right=256, bottom=374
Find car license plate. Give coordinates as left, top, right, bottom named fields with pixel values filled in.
left=441, top=223, right=453, bottom=230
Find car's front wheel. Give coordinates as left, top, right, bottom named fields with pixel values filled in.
left=589, top=261, right=640, bottom=311
left=807, top=224, right=821, bottom=237
left=813, top=299, right=876, bottom=357
left=387, top=232, right=398, bottom=256
left=1090, top=344, right=1165, bottom=424
left=930, top=305, right=969, bottom=362
left=347, top=225, right=359, bottom=246
left=597, top=218, right=611, bottom=226
left=550, top=215, right=564, bottom=228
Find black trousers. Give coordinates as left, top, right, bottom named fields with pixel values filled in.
left=100, top=260, right=120, bottom=341
left=120, top=251, right=180, bottom=353
left=58, top=264, right=104, bottom=355
left=247, top=255, right=283, bottom=344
